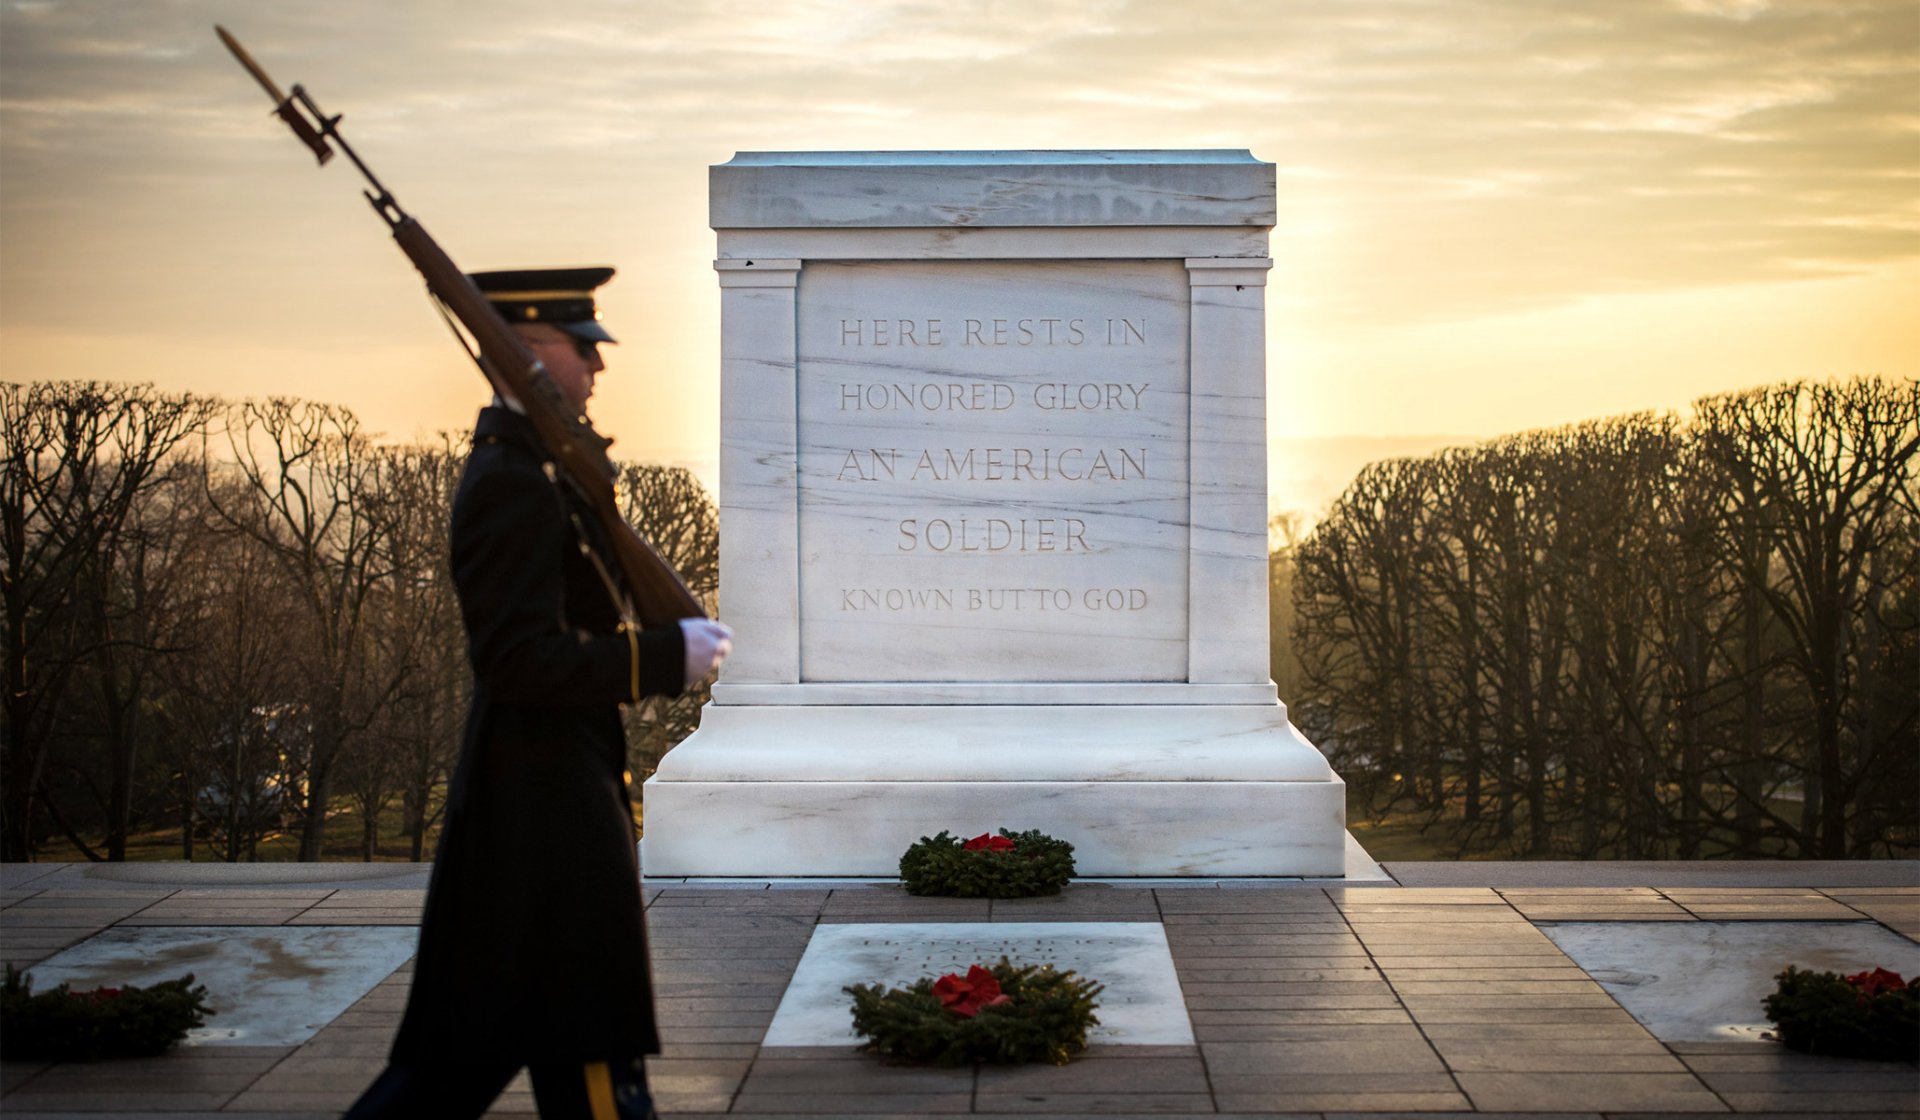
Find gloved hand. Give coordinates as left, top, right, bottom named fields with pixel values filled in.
left=678, top=618, right=734, bottom=688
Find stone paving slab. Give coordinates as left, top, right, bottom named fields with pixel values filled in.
left=1497, top=887, right=1698, bottom=922
left=7, top=864, right=433, bottom=891
left=1386, top=861, right=1920, bottom=888
left=1455, top=1070, right=1730, bottom=1112
left=2, top=865, right=1917, bottom=1117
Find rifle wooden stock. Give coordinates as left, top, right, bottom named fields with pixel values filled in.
left=388, top=219, right=707, bottom=629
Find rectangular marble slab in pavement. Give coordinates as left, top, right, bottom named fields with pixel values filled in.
left=18, top=925, right=419, bottom=1047
left=763, top=921, right=1192, bottom=1046
left=1544, top=918, right=1920, bottom=1042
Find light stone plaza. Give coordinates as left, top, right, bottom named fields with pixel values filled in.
left=643, top=150, right=1347, bottom=878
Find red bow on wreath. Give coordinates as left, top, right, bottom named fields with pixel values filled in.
left=933, top=965, right=1012, bottom=1018
left=1844, top=968, right=1907, bottom=999
left=962, top=833, right=1016, bottom=852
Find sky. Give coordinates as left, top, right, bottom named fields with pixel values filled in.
left=2, top=0, right=1915, bottom=517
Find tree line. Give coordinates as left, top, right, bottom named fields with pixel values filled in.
left=1, top=381, right=717, bottom=863
left=8, top=376, right=1913, bottom=863
left=1288, top=377, right=1918, bottom=859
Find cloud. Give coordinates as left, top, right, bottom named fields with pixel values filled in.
left=1, top=0, right=1915, bottom=344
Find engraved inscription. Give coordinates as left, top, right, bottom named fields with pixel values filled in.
left=836, top=381, right=1153, bottom=412
left=835, top=318, right=1148, bottom=348
left=854, top=932, right=1136, bottom=975
left=834, top=447, right=1146, bottom=484
left=836, top=587, right=1150, bottom=613
left=896, top=517, right=1088, bottom=552
left=795, top=260, right=1190, bottom=682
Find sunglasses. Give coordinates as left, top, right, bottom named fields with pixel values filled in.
left=529, top=334, right=601, bottom=362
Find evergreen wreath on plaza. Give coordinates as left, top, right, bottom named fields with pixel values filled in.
left=846, top=956, right=1103, bottom=1066
left=898, top=829, right=1076, bottom=898
left=1, top=966, right=214, bottom=1061
left=1763, top=965, right=1918, bottom=1062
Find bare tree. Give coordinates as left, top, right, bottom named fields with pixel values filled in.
left=620, top=463, right=720, bottom=605
left=1293, top=376, right=1917, bottom=860
left=1418, top=446, right=1498, bottom=829
left=1647, top=431, right=1741, bottom=857
left=1, top=382, right=213, bottom=860
left=1292, top=457, right=1436, bottom=809
left=79, top=444, right=223, bottom=860
left=1267, top=511, right=1307, bottom=702
left=617, top=464, right=719, bottom=786
left=205, top=399, right=398, bottom=861
left=345, top=436, right=468, bottom=861
left=153, top=462, right=308, bottom=861
left=1540, top=416, right=1679, bottom=856
left=1694, top=378, right=1920, bottom=856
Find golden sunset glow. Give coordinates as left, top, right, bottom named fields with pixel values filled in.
left=2, top=0, right=1914, bottom=515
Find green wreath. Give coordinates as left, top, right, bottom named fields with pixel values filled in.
left=1764, top=965, right=1918, bottom=1062
left=846, top=957, right=1103, bottom=1066
left=898, top=829, right=1076, bottom=898
left=2, top=966, right=215, bottom=1061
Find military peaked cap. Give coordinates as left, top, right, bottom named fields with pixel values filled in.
left=469, top=266, right=618, bottom=344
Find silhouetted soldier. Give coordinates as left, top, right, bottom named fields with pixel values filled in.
left=347, top=268, right=733, bottom=1120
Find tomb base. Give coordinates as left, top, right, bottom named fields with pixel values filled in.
left=641, top=703, right=1346, bottom=877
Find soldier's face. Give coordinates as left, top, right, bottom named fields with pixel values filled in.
left=518, top=324, right=604, bottom=416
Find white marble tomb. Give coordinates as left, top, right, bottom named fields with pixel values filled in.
left=642, top=151, right=1346, bottom=876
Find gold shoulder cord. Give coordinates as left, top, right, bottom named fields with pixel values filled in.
left=618, top=620, right=640, bottom=703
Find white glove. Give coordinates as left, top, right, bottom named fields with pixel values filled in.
left=679, top=618, right=734, bottom=688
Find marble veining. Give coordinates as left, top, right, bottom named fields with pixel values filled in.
left=708, top=681, right=1279, bottom=705
left=642, top=776, right=1347, bottom=877
left=716, top=226, right=1271, bottom=262
left=19, top=926, right=418, bottom=1047
left=712, top=151, right=1274, bottom=229
left=653, top=705, right=1332, bottom=782
left=1545, top=921, right=1920, bottom=1042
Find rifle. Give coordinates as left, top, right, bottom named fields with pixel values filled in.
left=216, top=26, right=707, bottom=630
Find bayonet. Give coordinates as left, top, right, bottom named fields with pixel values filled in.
left=216, top=25, right=333, bottom=166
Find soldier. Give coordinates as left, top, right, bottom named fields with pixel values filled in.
left=347, top=267, right=732, bottom=1120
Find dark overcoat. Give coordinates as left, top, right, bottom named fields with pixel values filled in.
left=391, top=406, right=683, bottom=1068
